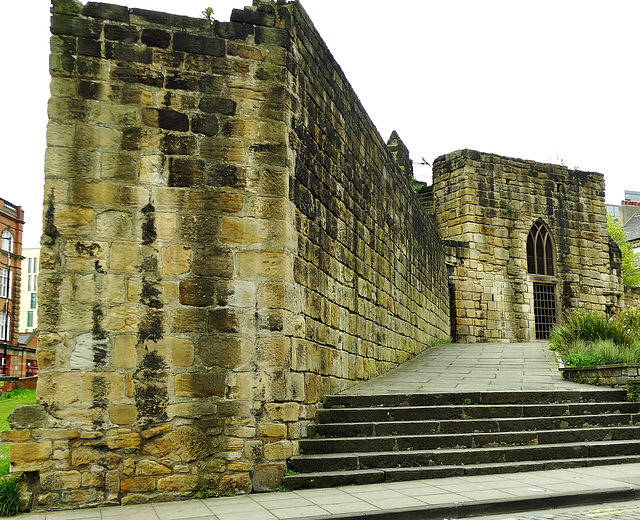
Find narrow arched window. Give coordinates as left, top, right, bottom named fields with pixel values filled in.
left=1, top=231, right=12, bottom=254
left=527, top=220, right=554, bottom=276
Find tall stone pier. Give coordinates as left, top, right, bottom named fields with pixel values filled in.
left=4, top=0, right=450, bottom=510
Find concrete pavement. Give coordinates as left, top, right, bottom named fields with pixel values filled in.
left=17, top=342, right=640, bottom=520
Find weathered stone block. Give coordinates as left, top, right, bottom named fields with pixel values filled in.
left=252, top=463, right=284, bottom=492
left=135, top=459, right=172, bottom=475
left=174, top=371, right=226, bottom=398
left=120, top=477, right=156, bottom=493
left=161, top=244, right=191, bottom=275
left=109, top=404, right=138, bottom=425
left=157, top=474, right=199, bottom=492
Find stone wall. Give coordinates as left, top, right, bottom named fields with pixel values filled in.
left=433, top=149, right=623, bottom=342
left=625, top=286, right=640, bottom=309
left=5, top=0, right=450, bottom=510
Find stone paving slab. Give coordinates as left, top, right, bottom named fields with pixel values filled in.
left=343, top=342, right=585, bottom=394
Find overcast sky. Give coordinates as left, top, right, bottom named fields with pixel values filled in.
left=2, top=1, right=638, bottom=248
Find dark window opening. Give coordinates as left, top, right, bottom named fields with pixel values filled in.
left=533, top=283, right=556, bottom=339
left=527, top=220, right=555, bottom=276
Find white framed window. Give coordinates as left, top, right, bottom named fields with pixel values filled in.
left=1, top=231, right=13, bottom=253
left=31, top=293, right=37, bottom=309
left=0, top=312, right=8, bottom=341
left=0, top=268, right=9, bottom=299
left=27, top=275, right=32, bottom=292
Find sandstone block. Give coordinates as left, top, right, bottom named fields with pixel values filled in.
left=263, top=440, right=293, bottom=461
left=96, top=210, right=133, bottom=239
left=106, top=431, right=140, bottom=450
left=110, top=241, right=144, bottom=272
left=114, top=335, right=137, bottom=368
left=71, top=447, right=101, bottom=466
left=174, top=371, right=226, bottom=398
left=37, top=372, right=81, bottom=405
left=196, top=335, right=251, bottom=370
left=40, top=470, right=82, bottom=491
left=153, top=337, right=195, bottom=367
left=253, top=463, right=284, bottom=492
left=82, top=372, right=125, bottom=403
left=258, top=423, right=286, bottom=439
left=236, top=250, right=293, bottom=280
left=0, top=429, right=30, bottom=442
left=220, top=216, right=269, bottom=245
left=142, top=426, right=213, bottom=462
left=166, top=401, right=217, bottom=419
left=219, top=473, right=252, bottom=495
left=61, top=488, right=103, bottom=505
left=121, top=477, right=156, bottom=493
left=161, top=244, right=191, bottom=275
left=244, top=440, right=263, bottom=460
left=136, top=459, right=172, bottom=475
left=109, top=404, right=138, bottom=425
left=157, top=474, right=199, bottom=492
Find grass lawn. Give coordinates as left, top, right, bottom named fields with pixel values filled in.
left=0, top=389, right=36, bottom=476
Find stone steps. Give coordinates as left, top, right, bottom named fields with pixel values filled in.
left=284, top=389, right=640, bottom=490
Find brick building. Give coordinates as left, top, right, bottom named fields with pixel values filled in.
left=0, top=197, right=25, bottom=377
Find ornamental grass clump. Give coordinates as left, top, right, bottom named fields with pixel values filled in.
left=550, top=310, right=640, bottom=367
left=0, top=475, right=24, bottom=517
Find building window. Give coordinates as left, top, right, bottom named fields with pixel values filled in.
left=0, top=313, right=8, bottom=341
left=27, top=274, right=32, bottom=292
left=30, top=293, right=37, bottom=309
left=0, top=268, right=9, bottom=299
left=527, top=220, right=555, bottom=276
left=1, top=231, right=13, bottom=253
left=27, top=311, right=33, bottom=328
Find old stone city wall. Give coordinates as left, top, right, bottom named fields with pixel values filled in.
left=432, top=149, right=623, bottom=343
left=4, top=0, right=450, bottom=510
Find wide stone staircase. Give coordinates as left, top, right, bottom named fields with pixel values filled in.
left=284, top=389, right=640, bottom=490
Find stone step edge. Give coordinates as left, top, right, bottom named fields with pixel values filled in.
left=325, top=389, right=628, bottom=408
left=283, top=455, right=640, bottom=490
left=291, top=438, right=640, bottom=463
left=314, top=414, right=640, bottom=435
left=299, top=425, right=640, bottom=453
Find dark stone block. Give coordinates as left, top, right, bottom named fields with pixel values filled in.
left=179, top=278, right=215, bottom=307
left=206, top=164, right=242, bottom=188
left=161, top=134, right=197, bottom=155
left=249, top=143, right=287, bottom=167
left=51, top=0, right=82, bottom=16
left=121, top=127, right=150, bottom=151
left=191, top=245, right=233, bottom=278
left=105, top=42, right=152, bottom=64
left=255, top=26, right=291, bottom=49
left=77, top=37, right=102, bottom=57
left=215, top=21, right=254, bottom=41
left=180, top=214, right=219, bottom=242
left=156, top=109, right=189, bottom=132
left=169, top=157, right=205, bottom=188
left=131, top=8, right=211, bottom=31
left=104, top=24, right=139, bottom=42
left=207, top=309, right=240, bottom=333
left=78, top=80, right=104, bottom=100
left=111, top=63, right=164, bottom=87
left=51, top=14, right=102, bottom=39
left=230, top=8, right=275, bottom=27
left=191, top=115, right=219, bottom=137
left=173, top=33, right=225, bottom=57
left=199, top=74, right=225, bottom=92
left=83, top=2, right=129, bottom=22
left=165, top=71, right=199, bottom=91
left=141, top=28, right=171, bottom=49
left=199, top=97, right=236, bottom=115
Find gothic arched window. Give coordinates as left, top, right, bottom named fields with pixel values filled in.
left=527, top=220, right=554, bottom=276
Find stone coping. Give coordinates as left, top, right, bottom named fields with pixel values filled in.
left=560, top=363, right=640, bottom=387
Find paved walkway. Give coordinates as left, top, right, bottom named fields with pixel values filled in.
left=17, top=342, right=640, bottom=520
left=343, top=341, right=583, bottom=394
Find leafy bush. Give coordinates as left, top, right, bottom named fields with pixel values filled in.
left=0, top=475, right=23, bottom=517
left=0, top=388, right=35, bottom=402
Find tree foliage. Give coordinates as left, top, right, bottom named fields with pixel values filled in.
left=607, top=213, right=640, bottom=287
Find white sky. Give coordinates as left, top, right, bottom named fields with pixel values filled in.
left=1, top=0, right=638, bottom=248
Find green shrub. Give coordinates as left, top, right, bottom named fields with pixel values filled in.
left=0, top=475, right=23, bottom=517
left=552, top=309, right=640, bottom=367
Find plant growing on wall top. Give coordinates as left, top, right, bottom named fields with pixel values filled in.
left=607, top=213, right=640, bottom=287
